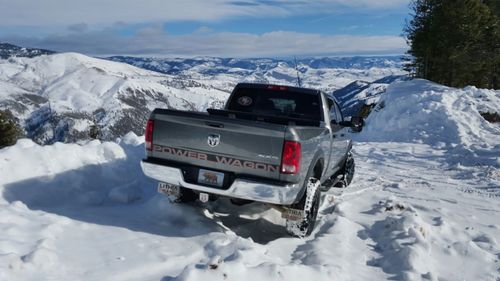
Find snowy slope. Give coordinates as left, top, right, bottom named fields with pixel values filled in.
left=332, top=75, right=409, bottom=117
left=358, top=79, right=500, bottom=167
left=1, top=80, right=499, bottom=281
left=0, top=53, right=231, bottom=143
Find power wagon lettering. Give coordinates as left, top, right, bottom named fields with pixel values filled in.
left=153, top=144, right=278, bottom=173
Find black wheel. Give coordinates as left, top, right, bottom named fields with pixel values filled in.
left=286, top=177, right=321, bottom=237
left=335, top=152, right=355, bottom=188
left=171, top=187, right=197, bottom=203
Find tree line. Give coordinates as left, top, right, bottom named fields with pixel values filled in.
left=404, top=0, right=499, bottom=89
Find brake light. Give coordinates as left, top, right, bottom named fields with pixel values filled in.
left=281, top=141, right=301, bottom=174
left=145, top=119, right=154, bottom=151
left=267, top=85, right=288, bottom=91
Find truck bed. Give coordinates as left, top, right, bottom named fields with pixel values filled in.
left=148, top=108, right=289, bottom=182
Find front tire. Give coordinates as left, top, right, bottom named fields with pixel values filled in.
left=335, top=152, right=355, bottom=188
left=286, top=177, right=321, bottom=237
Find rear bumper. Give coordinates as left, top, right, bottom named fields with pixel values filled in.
left=140, top=160, right=300, bottom=205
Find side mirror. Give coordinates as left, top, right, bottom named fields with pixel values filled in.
left=350, top=116, right=364, bottom=132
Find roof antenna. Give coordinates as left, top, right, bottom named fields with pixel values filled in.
left=293, top=56, right=302, bottom=87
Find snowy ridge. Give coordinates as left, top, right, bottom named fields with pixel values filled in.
left=0, top=53, right=231, bottom=143
left=332, top=75, right=408, bottom=117
left=0, top=43, right=55, bottom=59
left=1, top=80, right=499, bottom=280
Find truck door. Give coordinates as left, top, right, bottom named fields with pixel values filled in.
left=333, top=101, right=350, bottom=159
left=326, top=98, right=344, bottom=174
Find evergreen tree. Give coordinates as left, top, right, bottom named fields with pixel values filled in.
left=0, top=110, right=24, bottom=148
left=404, top=0, right=499, bottom=89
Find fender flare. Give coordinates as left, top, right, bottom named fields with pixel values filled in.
left=293, top=150, right=325, bottom=203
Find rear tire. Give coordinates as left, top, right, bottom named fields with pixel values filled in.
left=286, top=177, right=321, bottom=237
left=171, top=187, right=197, bottom=203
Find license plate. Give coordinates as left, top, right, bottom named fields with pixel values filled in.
left=198, top=169, right=224, bottom=187
left=157, top=182, right=180, bottom=196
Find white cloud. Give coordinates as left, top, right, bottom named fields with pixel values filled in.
left=0, top=0, right=409, bottom=26
left=2, top=26, right=407, bottom=57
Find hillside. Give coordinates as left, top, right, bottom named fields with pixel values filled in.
left=0, top=79, right=498, bottom=281
left=0, top=53, right=230, bottom=143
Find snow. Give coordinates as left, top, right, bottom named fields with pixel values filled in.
left=1, top=80, right=499, bottom=280
left=358, top=79, right=500, bottom=167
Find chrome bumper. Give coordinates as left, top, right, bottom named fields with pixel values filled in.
left=140, top=160, right=300, bottom=205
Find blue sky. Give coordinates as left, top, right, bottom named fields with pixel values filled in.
left=0, top=0, right=410, bottom=57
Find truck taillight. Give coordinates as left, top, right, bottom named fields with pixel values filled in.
left=145, top=119, right=154, bottom=151
left=281, top=141, right=301, bottom=174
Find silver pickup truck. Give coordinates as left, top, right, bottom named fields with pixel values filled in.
left=141, top=83, right=362, bottom=237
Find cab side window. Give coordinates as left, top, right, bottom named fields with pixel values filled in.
left=327, top=98, right=338, bottom=123
left=334, top=102, right=343, bottom=122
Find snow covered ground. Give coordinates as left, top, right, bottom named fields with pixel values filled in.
left=0, top=80, right=499, bottom=281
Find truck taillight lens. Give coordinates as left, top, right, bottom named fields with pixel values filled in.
left=145, top=119, right=154, bottom=151
left=281, top=141, right=301, bottom=174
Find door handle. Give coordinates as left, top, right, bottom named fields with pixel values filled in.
left=206, top=122, right=224, bottom=128
left=340, top=133, right=345, bottom=137
left=332, top=134, right=337, bottom=138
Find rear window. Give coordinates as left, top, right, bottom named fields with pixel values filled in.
left=227, top=87, right=323, bottom=121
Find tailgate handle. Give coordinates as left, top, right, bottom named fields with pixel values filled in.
left=206, top=122, right=224, bottom=128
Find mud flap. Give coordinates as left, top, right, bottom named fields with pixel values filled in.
left=282, top=208, right=305, bottom=221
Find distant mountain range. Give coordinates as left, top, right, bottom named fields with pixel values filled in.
left=0, top=43, right=55, bottom=59
left=107, top=56, right=403, bottom=76
left=0, top=43, right=407, bottom=144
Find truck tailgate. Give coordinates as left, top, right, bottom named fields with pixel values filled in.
left=150, top=109, right=286, bottom=181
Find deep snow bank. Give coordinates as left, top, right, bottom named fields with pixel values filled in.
left=0, top=133, right=149, bottom=207
left=356, top=79, right=500, bottom=166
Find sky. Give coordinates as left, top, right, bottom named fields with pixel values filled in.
left=0, top=0, right=411, bottom=58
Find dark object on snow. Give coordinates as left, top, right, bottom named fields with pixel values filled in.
left=0, top=110, right=24, bottom=148
left=480, top=112, right=500, bottom=123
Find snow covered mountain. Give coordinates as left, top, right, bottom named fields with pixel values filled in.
left=1, top=79, right=498, bottom=281
left=0, top=53, right=231, bottom=144
left=107, top=56, right=403, bottom=75
left=0, top=43, right=55, bottom=59
left=107, top=55, right=405, bottom=94
left=0, top=51, right=405, bottom=144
